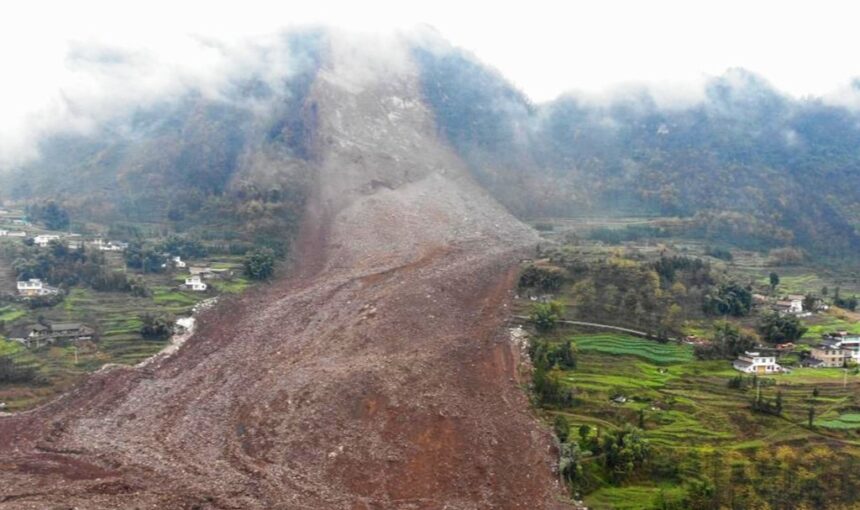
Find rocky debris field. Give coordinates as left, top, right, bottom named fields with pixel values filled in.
left=0, top=33, right=567, bottom=509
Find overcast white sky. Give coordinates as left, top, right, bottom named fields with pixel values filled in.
left=3, top=0, right=860, bottom=164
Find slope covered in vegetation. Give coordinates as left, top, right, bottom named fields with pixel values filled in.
left=415, top=45, right=860, bottom=256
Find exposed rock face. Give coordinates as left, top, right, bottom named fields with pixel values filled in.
left=0, top=33, right=565, bottom=509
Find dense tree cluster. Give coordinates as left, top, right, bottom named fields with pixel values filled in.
left=26, top=201, right=69, bottom=230
left=703, top=282, right=753, bottom=317
left=528, top=301, right=564, bottom=333
left=518, top=265, right=564, bottom=293
left=243, top=248, right=276, bottom=280
left=124, top=242, right=168, bottom=274
left=562, top=255, right=714, bottom=337
left=757, top=312, right=808, bottom=343
left=694, top=321, right=757, bottom=360
left=139, top=313, right=174, bottom=340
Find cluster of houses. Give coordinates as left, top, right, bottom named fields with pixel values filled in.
left=8, top=321, right=95, bottom=349
left=732, top=332, right=860, bottom=374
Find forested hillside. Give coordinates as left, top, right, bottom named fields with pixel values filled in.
left=0, top=31, right=324, bottom=248
left=3, top=36, right=860, bottom=257
left=414, top=45, right=860, bottom=256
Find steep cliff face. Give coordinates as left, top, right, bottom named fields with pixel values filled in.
left=0, top=33, right=565, bottom=509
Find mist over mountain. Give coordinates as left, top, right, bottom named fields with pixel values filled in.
left=3, top=30, right=860, bottom=256
left=414, top=45, right=860, bottom=255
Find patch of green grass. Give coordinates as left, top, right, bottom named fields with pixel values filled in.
left=0, top=338, right=23, bottom=356
left=573, top=334, right=693, bottom=364
left=586, top=485, right=686, bottom=510
left=214, top=277, right=250, bottom=294
left=817, top=413, right=860, bottom=429
left=152, top=288, right=198, bottom=306
left=0, top=306, right=25, bottom=322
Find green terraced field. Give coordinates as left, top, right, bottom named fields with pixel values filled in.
left=545, top=334, right=860, bottom=508
left=817, top=413, right=860, bottom=429
left=572, top=334, right=694, bottom=364
left=0, top=305, right=25, bottom=323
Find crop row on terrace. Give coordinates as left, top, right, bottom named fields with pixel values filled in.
left=572, top=334, right=694, bottom=364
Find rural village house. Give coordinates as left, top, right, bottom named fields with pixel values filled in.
left=16, top=279, right=59, bottom=297
left=733, top=351, right=783, bottom=374
left=806, top=333, right=860, bottom=367
left=184, top=274, right=208, bottom=292
left=33, top=234, right=60, bottom=247
left=774, top=296, right=804, bottom=315
left=23, top=322, right=95, bottom=348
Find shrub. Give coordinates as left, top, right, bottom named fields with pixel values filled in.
left=243, top=248, right=276, bottom=281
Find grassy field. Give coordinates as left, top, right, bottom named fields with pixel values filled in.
left=541, top=333, right=860, bottom=509
left=574, top=334, right=694, bottom=364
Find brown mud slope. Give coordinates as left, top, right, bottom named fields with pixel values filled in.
left=0, top=35, right=566, bottom=509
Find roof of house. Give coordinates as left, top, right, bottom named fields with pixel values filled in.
left=51, top=323, right=84, bottom=332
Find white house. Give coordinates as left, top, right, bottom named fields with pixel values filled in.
left=7, top=231, right=26, bottom=237
left=172, top=256, right=187, bottom=268
left=775, top=298, right=803, bottom=315
left=92, top=239, right=127, bottom=252
left=184, top=275, right=207, bottom=292
left=837, top=336, right=860, bottom=365
left=33, top=234, right=60, bottom=247
left=733, top=351, right=783, bottom=374
left=16, top=279, right=59, bottom=297
left=0, top=230, right=7, bottom=237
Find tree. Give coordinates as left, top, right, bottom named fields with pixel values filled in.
left=757, top=312, right=808, bottom=343
left=28, top=201, right=70, bottom=230
left=703, top=282, right=752, bottom=317
left=802, top=294, right=817, bottom=312
left=519, top=265, right=564, bottom=293
left=601, top=425, right=651, bottom=483
left=769, top=272, right=780, bottom=292
left=835, top=294, right=859, bottom=311
left=808, top=405, right=816, bottom=427
left=243, top=248, right=276, bottom=280
left=553, top=414, right=570, bottom=443
left=558, top=442, right=584, bottom=491
left=140, top=313, right=174, bottom=340
left=124, top=242, right=167, bottom=273
left=685, top=479, right=717, bottom=509
left=529, top=301, right=564, bottom=333
left=578, top=424, right=590, bottom=444
left=694, top=321, right=756, bottom=360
